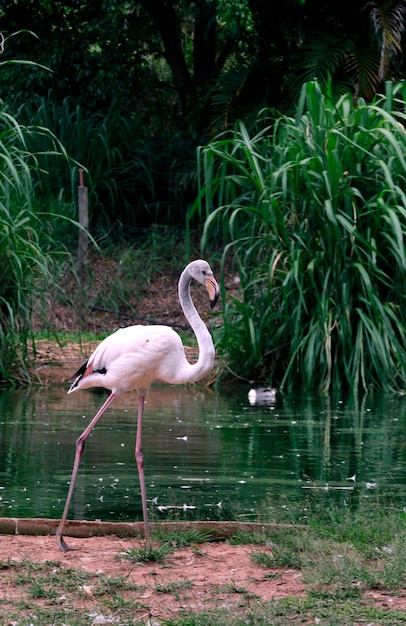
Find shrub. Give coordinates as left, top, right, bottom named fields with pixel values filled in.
left=193, top=80, right=406, bottom=392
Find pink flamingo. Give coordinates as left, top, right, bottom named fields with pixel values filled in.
left=56, top=259, right=219, bottom=551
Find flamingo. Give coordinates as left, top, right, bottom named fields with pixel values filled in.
left=56, top=259, right=219, bottom=551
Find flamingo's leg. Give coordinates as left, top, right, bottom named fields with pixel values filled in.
left=135, top=393, right=150, bottom=548
left=56, top=392, right=117, bottom=551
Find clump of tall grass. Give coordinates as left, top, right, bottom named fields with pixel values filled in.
left=192, top=80, right=406, bottom=392
left=0, top=103, right=72, bottom=384
left=17, top=95, right=195, bottom=231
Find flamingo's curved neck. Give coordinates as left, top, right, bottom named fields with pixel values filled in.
left=178, top=268, right=215, bottom=383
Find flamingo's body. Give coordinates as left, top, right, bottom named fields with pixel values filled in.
left=56, top=259, right=219, bottom=551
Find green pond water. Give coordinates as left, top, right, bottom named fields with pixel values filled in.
left=1, top=385, right=406, bottom=524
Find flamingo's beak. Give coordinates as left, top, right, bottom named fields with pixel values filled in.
left=206, top=276, right=220, bottom=308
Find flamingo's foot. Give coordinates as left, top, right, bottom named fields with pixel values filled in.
left=56, top=530, right=76, bottom=552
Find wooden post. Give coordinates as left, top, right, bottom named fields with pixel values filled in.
left=77, top=168, right=89, bottom=328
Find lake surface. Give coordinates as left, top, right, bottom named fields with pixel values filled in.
left=1, top=384, right=406, bottom=524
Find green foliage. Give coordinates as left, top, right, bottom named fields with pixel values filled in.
left=292, top=1, right=406, bottom=101
left=119, top=543, right=172, bottom=563
left=369, top=0, right=406, bottom=84
left=0, top=5, right=157, bottom=116
left=193, top=80, right=406, bottom=392
left=0, top=102, right=71, bottom=383
left=152, top=528, right=213, bottom=547
left=2, top=1, right=405, bottom=172
left=3, top=1, right=406, bottom=241
left=16, top=95, right=197, bottom=230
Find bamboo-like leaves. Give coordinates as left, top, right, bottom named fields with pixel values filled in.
left=195, top=80, right=406, bottom=391
left=0, top=103, right=72, bottom=383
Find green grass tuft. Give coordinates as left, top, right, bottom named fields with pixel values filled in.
left=119, top=543, right=172, bottom=563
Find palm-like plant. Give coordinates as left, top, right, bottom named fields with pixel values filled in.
left=368, top=0, right=406, bottom=82
left=295, top=0, right=406, bottom=101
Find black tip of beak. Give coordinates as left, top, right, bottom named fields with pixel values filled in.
left=210, top=292, right=219, bottom=309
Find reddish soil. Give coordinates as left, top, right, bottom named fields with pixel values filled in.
left=0, top=534, right=305, bottom=622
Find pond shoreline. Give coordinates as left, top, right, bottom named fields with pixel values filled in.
left=0, top=517, right=299, bottom=538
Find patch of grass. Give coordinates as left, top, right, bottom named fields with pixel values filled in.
left=34, top=330, right=108, bottom=343
left=29, top=581, right=59, bottom=600
left=101, top=594, right=141, bottom=611
left=0, top=605, right=96, bottom=626
left=163, top=611, right=235, bottom=626
left=0, top=559, right=112, bottom=625
left=219, top=579, right=256, bottom=599
left=251, top=546, right=304, bottom=570
left=92, top=574, right=142, bottom=596
left=11, top=559, right=91, bottom=590
left=255, top=503, right=406, bottom=600
left=153, top=527, right=214, bottom=547
left=303, top=538, right=406, bottom=592
left=229, top=530, right=269, bottom=545
left=119, top=543, right=172, bottom=563
left=163, top=596, right=406, bottom=625
left=2, top=503, right=406, bottom=625
left=155, top=578, right=193, bottom=594
left=307, top=502, right=406, bottom=556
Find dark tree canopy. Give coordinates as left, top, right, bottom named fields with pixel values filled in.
left=2, top=0, right=405, bottom=139
left=0, top=0, right=405, bottom=228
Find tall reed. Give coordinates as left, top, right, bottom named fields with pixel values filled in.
left=0, top=103, right=71, bottom=383
left=192, top=81, right=406, bottom=392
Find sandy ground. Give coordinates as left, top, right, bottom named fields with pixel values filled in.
left=1, top=530, right=406, bottom=623
left=0, top=533, right=305, bottom=622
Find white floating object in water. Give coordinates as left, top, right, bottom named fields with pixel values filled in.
left=366, top=482, right=377, bottom=489
left=248, top=387, right=277, bottom=405
left=204, top=500, right=223, bottom=508
left=346, top=474, right=356, bottom=482
left=159, top=503, right=195, bottom=511
left=183, top=503, right=196, bottom=511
